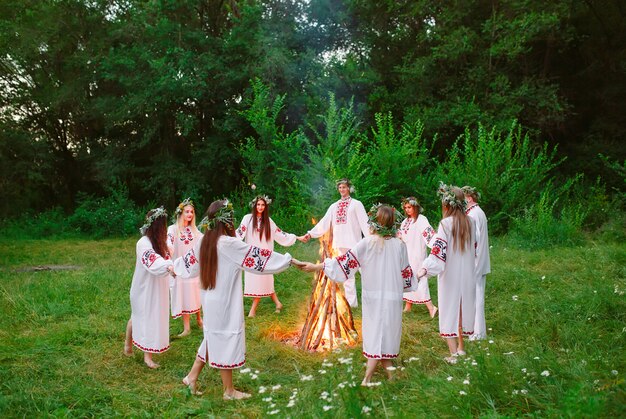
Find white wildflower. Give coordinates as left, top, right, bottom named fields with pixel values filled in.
left=488, top=340, right=494, bottom=344
left=320, top=391, right=330, bottom=400
left=541, top=370, right=550, bottom=377
left=338, top=357, right=352, bottom=364
left=287, top=400, right=296, bottom=408
left=240, top=368, right=251, bottom=374
left=520, top=389, right=528, bottom=395
left=267, top=409, right=280, bottom=415
left=262, top=397, right=273, bottom=402
left=459, top=391, right=467, bottom=395
left=611, top=370, right=618, bottom=376
left=323, top=405, right=333, bottom=411
left=534, top=357, right=540, bottom=360
left=541, top=276, right=546, bottom=280
left=406, top=357, right=420, bottom=362
left=463, top=379, right=470, bottom=385
left=271, top=384, right=281, bottom=391
left=521, top=368, right=527, bottom=373
left=447, top=376, right=453, bottom=381
left=318, top=369, right=327, bottom=374
left=503, top=351, right=515, bottom=355
left=400, top=367, right=406, bottom=371
left=255, top=370, right=260, bottom=374
left=512, top=390, right=519, bottom=395
left=251, top=184, right=256, bottom=190
left=250, top=374, right=258, bottom=380
left=386, top=366, right=397, bottom=371
left=471, top=361, right=478, bottom=366
left=512, top=295, right=519, bottom=301
left=362, top=405, right=372, bottom=414
left=258, top=386, right=267, bottom=394
left=365, top=382, right=382, bottom=387
left=300, top=374, right=313, bottom=381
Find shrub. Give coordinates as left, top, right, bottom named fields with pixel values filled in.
left=68, top=184, right=143, bottom=238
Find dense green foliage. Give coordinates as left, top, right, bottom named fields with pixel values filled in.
left=0, top=237, right=624, bottom=416
left=1, top=0, right=624, bottom=222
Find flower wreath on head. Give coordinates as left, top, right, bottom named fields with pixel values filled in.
left=461, top=185, right=481, bottom=200
left=367, top=203, right=405, bottom=237
left=198, top=199, right=235, bottom=232
left=249, top=194, right=272, bottom=208
left=401, top=197, right=423, bottom=214
left=174, top=197, right=195, bottom=217
left=336, top=178, right=355, bottom=194
left=140, top=206, right=168, bottom=235
left=437, top=182, right=466, bottom=211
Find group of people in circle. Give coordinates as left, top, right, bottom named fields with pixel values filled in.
left=123, top=178, right=490, bottom=399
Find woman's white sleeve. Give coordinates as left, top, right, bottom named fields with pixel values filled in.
left=138, top=240, right=173, bottom=275
left=271, top=219, right=297, bottom=247
left=420, top=224, right=448, bottom=277
left=322, top=247, right=361, bottom=284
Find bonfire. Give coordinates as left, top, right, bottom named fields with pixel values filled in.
left=297, top=228, right=358, bottom=351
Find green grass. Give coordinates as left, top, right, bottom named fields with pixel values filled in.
left=0, top=236, right=624, bottom=417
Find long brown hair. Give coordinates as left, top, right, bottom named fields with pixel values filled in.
left=199, top=200, right=236, bottom=290
left=251, top=197, right=272, bottom=241
left=145, top=211, right=169, bottom=258
left=402, top=196, right=423, bottom=220
left=441, top=187, right=472, bottom=252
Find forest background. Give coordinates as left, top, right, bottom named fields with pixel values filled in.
left=1, top=0, right=625, bottom=242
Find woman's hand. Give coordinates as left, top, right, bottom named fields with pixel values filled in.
left=167, top=266, right=177, bottom=278
left=417, top=268, right=427, bottom=279
left=296, top=235, right=308, bottom=243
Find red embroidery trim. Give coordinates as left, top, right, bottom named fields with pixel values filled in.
left=171, top=308, right=201, bottom=319
left=465, top=204, right=478, bottom=214
left=197, top=353, right=206, bottom=363
left=362, top=351, right=398, bottom=359
left=210, top=359, right=246, bottom=369
left=402, top=297, right=431, bottom=304
left=440, top=332, right=458, bottom=337
left=244, top=292, right=274, bottom=297
left=132, top=340, right=170, bottom=353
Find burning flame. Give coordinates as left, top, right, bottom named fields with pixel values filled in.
left=298, top=231, right=357, bottom=351
left=311, top=217, right=317, bottom=225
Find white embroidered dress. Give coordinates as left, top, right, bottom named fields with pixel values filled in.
left=397, top=214, right=436, bottom=304
left=421, top=217, right=477, bottom=338
left=236, top=214, right=297, bottom=297
left=322, top=235, right=417, bottom=359
left=466, top=204, right=491, bottom=339
left=167, top=224, right=202, bottom=318
left=129, top=236, right=173, bottom=353
left=174, top=236, right=292, bottom=368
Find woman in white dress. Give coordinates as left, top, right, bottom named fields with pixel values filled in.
left=168, top=198, right=203, bottom=336
left=398, top=196, right=438, bottom=317
left=417, top=184, right=477, bottom=364
left=299, top=204, right=417, bottom=385
left=124, top=207, right=177, bottom=369
left=236, top=195, right=306, bottom=317
left=174, top=199, right=297, bottom=400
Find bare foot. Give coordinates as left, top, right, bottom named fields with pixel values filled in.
left=223, top=389, right=251, bottom=400
left=275, top=304, right=283, bottom=313
left=182, top=376, right=202, bottom=395
left=144, top=359, right=160, bottom=369
left=178, top=329, right=191, bottom=338
left=197, top=320, right=204, bottom=328
left=429, top=306, right=438, bottom=319
left=247, top=312, right=256, bottom=318
left=123, top=344, right=133, bottom=356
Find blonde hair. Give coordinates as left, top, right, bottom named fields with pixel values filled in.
left=176, top=205, right=201, bottom=238
left=442, top=187, right=472, bottom=252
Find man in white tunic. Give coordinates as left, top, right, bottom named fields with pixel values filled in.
left=298, top=204, right=417, bottom=385
left=463, top=186, right=491, bottom=341
left=305, top=178, right=370, bottom=307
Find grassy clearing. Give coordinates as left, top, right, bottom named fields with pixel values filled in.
left=0, top=236, right=624, bottom=417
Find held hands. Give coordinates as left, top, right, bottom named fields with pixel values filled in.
left=291, top=259, right=323, bottom=273
left=167, top=265, right=177, bottom=278
left=296, top=235, right=309, bottom=243
left=417, top=268, right=427, bottom=280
